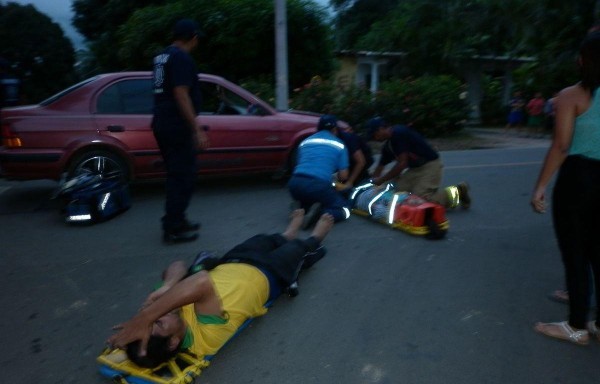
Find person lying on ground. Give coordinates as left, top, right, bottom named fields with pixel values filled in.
left=107, top=210, right=334, bottom=367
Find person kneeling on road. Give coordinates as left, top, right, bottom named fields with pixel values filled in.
left=107, top=210, right=334, bottom=368
left=288, top=114, right=351, bottom=229
left=367, top=117, right=471, bottom=209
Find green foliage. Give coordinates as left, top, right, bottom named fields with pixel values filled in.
left=74, top=0, right=335, bottom=89
left=332, top=84, right=377, bottom=131
left=332, top=0, right=400, bottom=50
left=72, top=0, right=169, bottom=71
left=289, top=77, right=338, bottom=113
left=353, top=0, right=539, bottom=75
left=239, top=75, right=276, bottom=106
left=289, top=80, right=376, bottom=131
left=377, top=76, right=467, bottom=137
left=340, top=1, right=596, bottom=78
left=0, top=3, right=76, bottom=103
left=336, top=0, right=599, bottom=124
left=289, top=74, right=468, bottom=137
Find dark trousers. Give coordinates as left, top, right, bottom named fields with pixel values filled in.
left=288, top=174, right=349, bottom=222
left=221, top=234, right=320, bottom=287
left=153, top=125, right=197, bottom=231
left=552, top=155, right=600, bottom=328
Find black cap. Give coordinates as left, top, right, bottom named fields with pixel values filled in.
left=366, top=117, right=386, bottom=139
left=173, top=19, right=203, bottom=41
left=318, top=114, right=338, bottom=131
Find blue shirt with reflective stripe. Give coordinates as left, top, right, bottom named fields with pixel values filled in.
left=293, top=130, right=349, bottom=182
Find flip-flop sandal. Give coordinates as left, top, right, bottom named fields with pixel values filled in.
left=534, top=321, right=589, bottom=346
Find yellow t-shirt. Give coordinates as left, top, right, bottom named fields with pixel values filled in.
left=181, top=263, right=269, bottom=358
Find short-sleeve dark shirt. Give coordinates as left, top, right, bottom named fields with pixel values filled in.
left=338, top=131, right=374, bottom=170
left=378, top=125, right=439, bottom=168
left=152, top=45, right=201, bottom=130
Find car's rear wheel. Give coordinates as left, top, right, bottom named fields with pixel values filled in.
left=68, top=150, right=129, bottom=181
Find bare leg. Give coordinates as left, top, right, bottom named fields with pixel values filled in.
left=282, top=209, right=305, bottom=241
left=310, top=213, right=334, bottom=243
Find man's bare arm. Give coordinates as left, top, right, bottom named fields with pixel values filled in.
left=107, top=270, right=217, bottom=354
left=372, top=153, right=407, bottom=185
left=142, top=261, right=188, bottom=308
left=371, top=164, right=385, bottom=178
left=173, top=86, right=209, bottom=149
left=345, top=150, right=366, bottom=186
left=337, top=168, right=349, bottom=183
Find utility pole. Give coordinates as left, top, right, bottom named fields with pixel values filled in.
left=275, top=0, right=289, bottom=111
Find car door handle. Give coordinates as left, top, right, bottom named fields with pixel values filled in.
left=107, top=125, right=125, bottom=132
left=201, top=125, right=210, bottom=131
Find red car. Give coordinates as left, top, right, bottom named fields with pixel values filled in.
left=0, top=72, right=321, bottom=181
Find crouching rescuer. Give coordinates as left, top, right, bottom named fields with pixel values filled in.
left=366, top=117, right=471, bottom=209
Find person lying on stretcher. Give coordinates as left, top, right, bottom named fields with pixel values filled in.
left=107, top=210, right=334, bottom=368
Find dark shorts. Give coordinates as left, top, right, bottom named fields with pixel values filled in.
left=221, top=234, right=320, bottom=288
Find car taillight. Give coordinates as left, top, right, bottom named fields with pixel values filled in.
left=1, top=121, right=22, bottom=147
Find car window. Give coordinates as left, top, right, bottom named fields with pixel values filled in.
left=199, top=82, right=252, bottom=116
left=97, top=79, right=153, bottom=114
left=40, top=76, right=99, bottom=106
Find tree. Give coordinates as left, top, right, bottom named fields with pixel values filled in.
left=336, top=0, right=599, bottom=93
left=331, top=0, right=400, bottom=50
left=72, top=0, right=169, bottom=71
left=0, top=2, right=76, bottom=103
left=521, top=0, right=599, bottom=93
left=72, top=0, right=335, bottom=89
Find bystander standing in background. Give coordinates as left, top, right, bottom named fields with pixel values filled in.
left=152, top=19, right=209, bottom=244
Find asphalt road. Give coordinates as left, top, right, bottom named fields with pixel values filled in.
left=1, top=143, right=599, bottom=384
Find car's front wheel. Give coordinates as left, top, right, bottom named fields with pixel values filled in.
left=68, top=150, right=129, bottom=181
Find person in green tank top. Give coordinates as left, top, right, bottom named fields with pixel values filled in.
left=531, top=31, right=600, bottom=346
left=107, top=209, right=334, bottom=367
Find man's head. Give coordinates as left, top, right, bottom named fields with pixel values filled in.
left=366, top=117, right=391, bottom=142
left=172, top=19, right=203, bottom=50
left=318, top=114, right=339, bottom=132
left=126, top=311, right=185, bottom=368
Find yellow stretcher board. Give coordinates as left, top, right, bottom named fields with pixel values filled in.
left=97, top=348, right=209, bottom=384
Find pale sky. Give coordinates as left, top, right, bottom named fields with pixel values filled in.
left=4, top=0, right=85, bottom=49
left=3, top=0, right=331, bottom=50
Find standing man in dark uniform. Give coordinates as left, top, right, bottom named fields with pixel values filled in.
left=152, top=19, right=209, bottom=244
